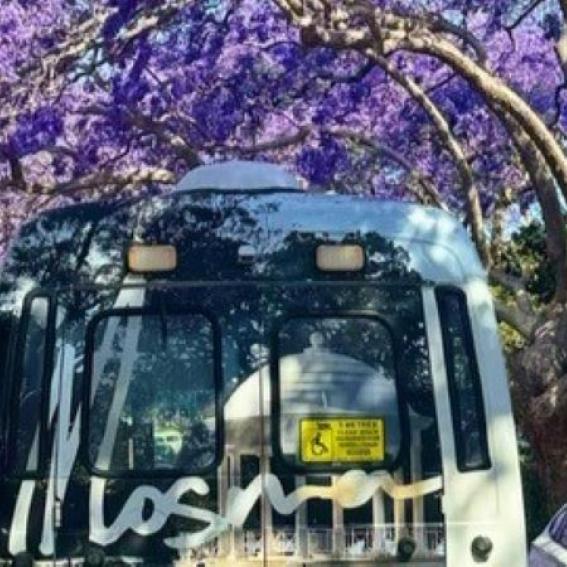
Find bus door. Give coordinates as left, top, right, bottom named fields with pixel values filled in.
left=49, top=283, right=267, bottom=566
left=261, top=282, right=445, bottom=566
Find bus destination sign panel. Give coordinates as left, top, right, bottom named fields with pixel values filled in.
left=300, top=417, right=385, bottom=463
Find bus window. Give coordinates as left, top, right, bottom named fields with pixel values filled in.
left=275, top=316, right=402, bottom=470
left=435, top=288, right=490, bottom=471
left=87, top=311, right=218, bottom=475
left=11, top=295, right=51, bottom=474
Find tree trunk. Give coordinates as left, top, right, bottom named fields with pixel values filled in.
left=510, top=305, right=567, bottom=510
left=497, top=112, right=567, bottom=302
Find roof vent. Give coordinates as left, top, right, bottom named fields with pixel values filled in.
left=175, top=160, right=301, bottom=192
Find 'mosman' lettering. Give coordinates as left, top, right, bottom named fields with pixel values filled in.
left=90, top=470, right=443, bottom=550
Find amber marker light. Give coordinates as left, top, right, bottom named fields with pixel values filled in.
left=316, top=244, right=365, bottom=272
left=127, top=244, right=178, bottom=273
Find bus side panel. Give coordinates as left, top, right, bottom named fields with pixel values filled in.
left=465, top=279, right=527, bottom=566
left=424, top=284, right=527, bottom=567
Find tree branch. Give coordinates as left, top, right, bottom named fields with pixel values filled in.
left=124, top=110, right=202, bottom=168
left=496, top=110, right=567, bottom=303
left=0, top=0, right=202, bottom=124
left=428, top=13, right=488, bottom=67
left=368, top=53, right=490, bottom=264
left=236, top=126, right=312, bottom=154
left=493, top=296, right=537, bottom=338
left=281, top=2, right=567, bottom=212
left=388, top=29, right=567, bottom=210
left=42, top=167, right=176, bottom=196
left=505, top=0, right=545, bottom=32
left=490, top=185, right=513, bottom=265
left=489, top=267, right=536, bottom=316
left=324, top=126, right=448, bottom=209
left=77, top=105, right=202, bottom=168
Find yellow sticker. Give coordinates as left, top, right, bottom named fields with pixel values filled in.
left=300, top=418, right=385, bottom=463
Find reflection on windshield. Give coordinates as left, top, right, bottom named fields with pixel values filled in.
left=89, top=312, right=216, bottom=473
left=277, top=318, right=401, bottom=469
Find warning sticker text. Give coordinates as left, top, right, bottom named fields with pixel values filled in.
left=300, top=418, right=385, bottom=463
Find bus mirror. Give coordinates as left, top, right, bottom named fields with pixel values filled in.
left=316, top=244, right=364, bottom=272
left=127, top=244, right=177, bottom=273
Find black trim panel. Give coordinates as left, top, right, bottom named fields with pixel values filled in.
left=7, top=289, right=56, bottom=479
left=435, top=286, right=491, bottom=472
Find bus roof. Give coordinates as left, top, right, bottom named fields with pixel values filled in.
left=176, top=160, right=301, bottom=192
left=4, top=191, right=485, bottom=285
left=1, top=169, right=485, bottom=297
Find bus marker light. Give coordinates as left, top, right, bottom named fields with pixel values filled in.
left=316, top=244, right=364, bottom=272
left=238, top=244, right=257, bottom=265
left=127, top=245, right=177, bottom=273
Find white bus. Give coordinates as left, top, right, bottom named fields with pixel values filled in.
left=0, top=161, right=527, bottom=566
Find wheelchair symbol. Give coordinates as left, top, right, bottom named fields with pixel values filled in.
left=311, top=432, right=330, bottom=456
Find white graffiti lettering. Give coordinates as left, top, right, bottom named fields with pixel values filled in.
left=90, top=477, right=230, bottom=548
left=89, top=469, right=442, bottom=550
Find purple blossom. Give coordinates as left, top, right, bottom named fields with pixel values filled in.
left=270, top=42, right=301, bottom=70
left=296, top=135, right=349, bottom=186
left=103, top=0, right=138, bottom=40
left=111, top=75, right=150, bottom=105
left=0, top=0, right=563, bottom=239
left=192, top=88, right=243, bottom=142
left=9, top=107, right=63, bottom=157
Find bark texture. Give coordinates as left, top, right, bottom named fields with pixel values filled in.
left=511, top=307, right=567, bottom=509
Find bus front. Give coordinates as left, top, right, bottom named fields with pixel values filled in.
left=0, top=162, right=527, bottom=567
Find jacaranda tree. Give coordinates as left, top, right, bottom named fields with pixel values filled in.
left=1, top=0, right=566, bottom=509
